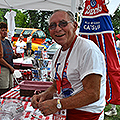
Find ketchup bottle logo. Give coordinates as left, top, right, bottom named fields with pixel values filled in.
left=90, top=0, right=97, bottom=7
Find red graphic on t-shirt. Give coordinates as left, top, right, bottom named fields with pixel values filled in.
left=62, top=62, right=72, bottom=89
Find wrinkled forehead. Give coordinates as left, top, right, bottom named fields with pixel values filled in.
left=49, top=11, right=70, bottom=23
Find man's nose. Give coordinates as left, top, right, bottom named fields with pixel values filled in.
left=55, top=23, right=62, bottom=30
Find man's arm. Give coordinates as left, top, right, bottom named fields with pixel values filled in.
left=34, top=74, right=102, bottom=116
left=61, top=74, right=101, bottom=109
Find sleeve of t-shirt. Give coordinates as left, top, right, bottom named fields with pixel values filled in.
left=79, top=49, right=105, bottom=80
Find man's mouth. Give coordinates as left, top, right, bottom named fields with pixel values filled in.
left=55, top=34, right=65, bottom=37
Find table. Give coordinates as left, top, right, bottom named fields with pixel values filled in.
left=0, top=85, right=52, bottom=119
left=0, top=84, right=65, bottom=119
left=13, top=69, right=33, bottom=87
left=1, top=99, right=52, bottom=120
left=0, top=85, right=31, bottom=102
left=13, top=57, right=33, bottom=69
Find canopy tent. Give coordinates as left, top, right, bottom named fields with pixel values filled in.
left=0, top=0, right=119, bottom=15
left=79, top=0, right=120, bottom=105
left=0, top=0, right=81, bottom=13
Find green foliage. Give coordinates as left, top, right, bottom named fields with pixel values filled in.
left=0, top=9, right=53, bottom=39
left=0, top=8, right=9, bottom=22
left=19, top=10, right=53, bottom=38
left=104, top=104, right=120, bottom=120
left=0, top=8, right=28, bottom=27
left=22, top=10, right=39, bottom=28
left=38, top=11, right=53, bottom=38
left=15, top=10, right=28, bottom=28
left=110, top=6, right=120, bottom=35
left=17, top=10, right=53, bottom=38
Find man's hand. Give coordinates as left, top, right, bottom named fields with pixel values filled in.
left=9, top=66, right=15, bottom=74
left=38, top=99, right=58, bottom=116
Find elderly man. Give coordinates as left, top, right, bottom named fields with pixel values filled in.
left=31, top=9, right=106, bottom=120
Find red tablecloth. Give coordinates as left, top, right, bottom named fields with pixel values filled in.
left=0, top=85, right=31, bottom=102
left=0, top=86, right=66, bottom=120
left=1, top=99, right=52, bottom=120
left=13, top=69, right=33, bottom=87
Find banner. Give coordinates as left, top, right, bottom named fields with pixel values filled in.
left=79, top=0, right=120, bottom=105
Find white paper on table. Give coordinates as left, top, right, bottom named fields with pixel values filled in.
left=13, top=58, right=24, bottom=63
left=25, top=105, right=34, bottom=112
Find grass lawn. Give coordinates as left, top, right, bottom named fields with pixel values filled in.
left=104, top=104, right=120, bottom=120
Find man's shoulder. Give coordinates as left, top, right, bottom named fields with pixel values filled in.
left=5, top=39, right=11, bottom=44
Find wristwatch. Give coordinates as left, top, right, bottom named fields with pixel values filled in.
left=57, top=99, right=62, bottom=109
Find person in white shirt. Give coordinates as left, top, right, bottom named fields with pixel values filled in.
left=15, top=35, right=26, bottom=58
left=116, top=39, right=120, bottom=55
left=31, top=9, right=106, bottom=120
left=105, top=39, right=120, bottom=117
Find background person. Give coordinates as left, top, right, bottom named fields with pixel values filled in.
left=116, top=39, right=120, bottom=57
left=105, top=39, right=120, bottom=117
left=0, top=34, right=3, bottom=61
left=0, top=22, right=15, bottom=95
left=31, top=9, right=106, bottom=120
left=15, top=35, right=26, bottom=58
left=16, top=34, right=22, bottom=42
left=26, top=34, right=32, bottom=56
left=105, top=104, right=117, bottom=116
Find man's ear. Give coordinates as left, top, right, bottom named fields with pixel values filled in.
left=49, top=29, right=53, bottom=38
left=73, top=21, right=78, bottom=32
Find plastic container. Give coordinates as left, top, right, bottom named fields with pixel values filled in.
left=1, top=99, right=24, bottom=120
left=19, top=80, right=53, bottom=97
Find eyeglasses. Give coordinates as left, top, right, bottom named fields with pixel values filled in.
left=49, top=20, right=73, bottom=30
left=20, top=38, right=24, bottom=40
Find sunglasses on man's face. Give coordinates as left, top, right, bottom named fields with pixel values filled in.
left=49, top=20, right=73, bottom=30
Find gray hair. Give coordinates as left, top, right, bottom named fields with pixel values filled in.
left=49, top=9, right=75, bottom=23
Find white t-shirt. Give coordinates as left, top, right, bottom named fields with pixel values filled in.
left=4, top=10, right=16, bottom=37
left=116, top=40, right=120, bottom=48
left=116, top=40, right=120, bottom=53
left=51, top=36, right=106, bottom=113
left=15, top=41, right=26, bottom=53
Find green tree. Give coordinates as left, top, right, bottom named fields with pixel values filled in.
left=0, top=8, right=28, bottom=27
left=110, top=6, right=120, bottom=35
left=22, top=10, right=53, bottom=38
left=0, top=8, right=9, bottom=22
left=15, top=10, right=28, bottom=28
left=38, top=11, right=53, bottom=38
left=0, top=8, right=53, bottom=39
left=22, top=10, right=39, bottom=28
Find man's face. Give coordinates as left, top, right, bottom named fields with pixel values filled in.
left=0, top=28, right=7, bottom=39
left=49, top=11, right=77, bottom=49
